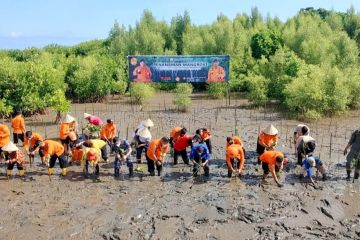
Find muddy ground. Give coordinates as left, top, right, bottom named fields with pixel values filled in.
left=0, top=93, right=360, bottom=240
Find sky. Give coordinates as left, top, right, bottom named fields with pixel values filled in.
left=0, top=0, right=359, bottom=49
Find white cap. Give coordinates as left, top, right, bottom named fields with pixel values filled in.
left=263, top=124, right=278, bottom=135
left=2, top=141, right=18, bottom=152
left=141, top=118, right=154, bottom=128
left=84, top=113, right=91, bottom=119
left=63, top=114, right=75, bottom=123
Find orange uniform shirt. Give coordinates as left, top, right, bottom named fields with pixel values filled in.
left=71, top=148, right=84, bottom=162
left=146, top=139, right=169, bottom=161
left=226, top=136, right=243, bottom=148
left=11, top=115, right=25, bottom=134
left=24, top=132, right=43, bottom=150
left=258, top=132, right=278, bottom=148
left=170, top=127, right=182, bottom=143
left=59, top=123, right=70, bottom=140
left=207, top=66, right=225, bottom=82
left=201, top=129, right=211, bottom=141
left=259, top=151, right=284, bottom=165
left=42, top=140, right=64, bottom=157
left=0, top=124, right=10, bottom=148
left=226, top=144, right=245, bottom=169
left=100, top=123, right=117, bottom=140
left=133, top=66, right=152, bottom=82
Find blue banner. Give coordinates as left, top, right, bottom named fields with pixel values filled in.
left=128, top=55, right=229, bottom=83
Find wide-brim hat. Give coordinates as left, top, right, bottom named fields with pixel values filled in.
left=141, top=118, right=154, bottom=128
left=308, top=156, right=316, bottom=167
left=87, top=149, right=97, bottom=160
left=63, top=114, right=75, bottom=123
left=2, top=141, right=18, bottom=152
left=263, top=124, right=278, bottom=135
left=137, top=127, right=151, bottom=139
left=84, top=113, right=91, bottom=119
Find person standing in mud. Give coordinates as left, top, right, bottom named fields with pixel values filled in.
left=100, top=119, right=117, bottom=147
left=294, top=124, right=310, bottom=147
left=226, top=142, right=245, bottom=178
left=2, top=141, right=25, bottom=178
left=256, top=124, right=279, bottom=164
left=189, top=143, right=210, bottom=177
left=146, top=137, right=170, bottom=176
left=226, top=136, right=246, bottom=157
left=259, top=150, right=285, bottom=187
left=11, top=111, right=26, bottom=146
left=38, top=140, right=67, bottom=176
left=133, top=119, right=153, bottom=163
left=196, top=128, right=212, bottom=154
left=25, top=131, right=46, bottom=165
left=344, top=128, right=360, bottom=181
left=169, top=127, right=184, bottom=151
left=0, top=124, right=11, bottom=161
left=112, top=137, right=133, bottom=178
left=83, top=139, right=108, bottom=162
left=82, top=147, right=100, bottom=178
left=295, top=125, right=315, bottom=166
left=173, top=128, right=193, bottom=165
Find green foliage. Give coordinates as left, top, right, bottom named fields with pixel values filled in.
left=172, top=83, right=193, bottom=112
left=130, top=83, right=155, bottom=105
left=250, top=29, right=283, bottom=59
left=246, top=74, right=269, bottom=106
left=0, top=99, right=13, bottom=116
left=206, top=83, right=228, bottom=99
left=173, top=83, right=193, bottom=95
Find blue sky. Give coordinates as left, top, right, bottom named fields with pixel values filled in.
left=0, top=0, right=359, bottom=49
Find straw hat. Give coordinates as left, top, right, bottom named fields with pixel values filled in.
left=84, top=113, right=91, bottom=119
left=2, top=141, right=18, bottom=152
left=308, top=156, right=316, bottom=167
left=141, top=118, right=154, bottom=128
left=137, top=127, right=152, bottom=139
left=263, top=124, right=278, bottom=135
left=63, top=114, right=75, bottom=123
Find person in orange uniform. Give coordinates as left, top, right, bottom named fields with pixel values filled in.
left=206, top=59, right=225, bottom=83
left=11, top=111, right=26, bottom=145
left=2, top=141, right=26, bottom=177
left=38, top=140, right=67, bottom=176
left=82, top=147, right=101, bottom=178
left=133, top=59, right=152, bottom=82
left=259, top=150, right=285, bottom=187
left=25, top=131, right=45, bottom=165
left=0, top=124, right=11, bottom=160
left=226, top=136, right=246, bottom=157
left=70, top=142, right=84, bottom=165
left=196, top=128, right=212, bottom=154
left=256, top=124, right=279, bottom=164
left=226, top=143, right=245, bottom=178
left=169, top=127, right=184, bottom=147
left=100, top=119, right=117, bottom=144
left=146, top=137, right=170, bottom=176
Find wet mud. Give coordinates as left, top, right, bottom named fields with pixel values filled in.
left=0, top=93, right=360, bottom=239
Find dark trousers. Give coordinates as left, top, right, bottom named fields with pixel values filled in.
left=256, top=138, right=265, bottom=164
left=227, top=158, right=239, bottom=178
left=174, top=149, right=189, bottom=165
left=85, top=160, right=99, bottom=175
left=262, top=162, right=280, bottom=175
left=204, top=139, right=212, bottom=154
left=193, top=156, right=209, bottom=177
left=136, top=145, right=147, bottom=162
left=13, top=133, right=24, bottom=144
left=146, top=155, right=162, bottom=176
left=100, top=145, right=108, bottom=161
left=114, top=157, right=133, bottom=177
left=49, top=154, right=67, bottom=169
left=7, top=161, right=24, bottom=170
left=297, top=151, right=303, bottom=166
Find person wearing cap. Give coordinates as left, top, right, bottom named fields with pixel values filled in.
left=206, top=59, right=225, bottom=83
left=38, top=140, right=67, bottom=176
left=112, top=137, right=133, bottom=178
left=84, top=113, right=103, bottom=126
left=100, top=119, right=117, bottom=145
left=2, top=141, right=26, bottom=177
left=24, top=131, right=45, bottom=165
left=294, top=124, right=310, bottom=146
left=259, top=150, right=285, bottom=187
left=134, top=125, right=152, bottom=164
left=83, top=139, right=108, bottom=162
left=296, top=133, right=316, bottom=166
left=196, top=128, right=213, bottom=154
left=173, top=129, right=193, bottom=165
left=133, top=59, right=152, bottom=82
left=70, top=142, right=84, bottom=165
left=256, top=124, right=279, bottom=164
left=189, top=143, right=211, bottom=177
left=344, top=128, right=360, bottom=180
left=146, top=137, right=170, bottom=176
left=0, top=124, right=11, bottom=161
left=82, top=147, right=100, bottom=177
left=11, top=111, right=26, bottom=145
left=299, top=155, right=326, bottom=186
left=226, top=143, right=245, bottom=178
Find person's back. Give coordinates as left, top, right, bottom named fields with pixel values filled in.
left=11, top=114, right=25, bottom=134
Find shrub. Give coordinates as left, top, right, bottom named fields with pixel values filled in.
left=130, top=83, right=155, bottom=105
left=111, top=80, right=128, bottom=95
left=172, top=83, right=193, bottom=112
left=246, top=74, right=269, bottom=106
left=206, top=83, right=228, bottom=99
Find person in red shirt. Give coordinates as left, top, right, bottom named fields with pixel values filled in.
left=259, top=150, right=285, bottom=187
left=173, top=128, right=193, bottom=165
left=146, top=137, right=170, bottom=176
left=11, top=111, right=26, bottom=145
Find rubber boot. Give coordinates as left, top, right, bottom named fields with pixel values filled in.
left=6, top=169, right=12, bottom=177
left=355, top=172, right=359, bottom=180
left=346, top=170, right=351, bottom=181
left=129, top=167, right=134, bottom=178
left=95, top=165, right=100, bottom=176
left=114, top=168, right=120, bottom=178
left=48, top=168, right=54, bottom=175
left=61, top=168, right=67, bottom=176
left=150, top=171, right=155, bottom=176
left=157, top=170, right=161, bottom=176
left=19, top=170, right=25, bottom=177
left=322, top=173, right=327, bottom=181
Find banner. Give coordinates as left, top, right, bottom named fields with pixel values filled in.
left=128, top=55, right=229, bottom=83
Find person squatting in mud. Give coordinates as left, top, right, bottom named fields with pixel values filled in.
left=112, top=137, right=134, bottom=178
left=2, top=141, right=26, bottom=178
left=189, top=142, right=211, bottom=177
left=146, top=137, right=170, bottom=176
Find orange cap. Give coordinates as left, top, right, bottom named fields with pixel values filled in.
left=87, top=149, right=97, bottom=161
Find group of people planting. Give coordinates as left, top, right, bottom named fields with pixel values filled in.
left=0, top=111, right=360, bottom=187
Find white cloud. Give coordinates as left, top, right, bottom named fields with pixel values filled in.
left=9, top=32, right=24, bottom=38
